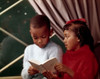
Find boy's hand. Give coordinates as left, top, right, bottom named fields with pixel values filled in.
left=28, top=66, right=39, bottom=75
left=42, top=71, right=57, bottom=79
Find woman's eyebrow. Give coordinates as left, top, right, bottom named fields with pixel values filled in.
left=64, top=33, right=68, bottom=36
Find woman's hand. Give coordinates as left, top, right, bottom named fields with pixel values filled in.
left=55, top=63, right=68, bottom=73
left=28, top=66, right=39, bottom=75
left=55, top=64, right=74, bottom=77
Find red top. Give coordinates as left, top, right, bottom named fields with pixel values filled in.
left=58, top=45, right=98, bottom=79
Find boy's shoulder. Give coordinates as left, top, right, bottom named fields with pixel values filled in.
left=47, top=41, right=62, bottom=49
left=24, top=41, right=62, bottom=50
left=25, top=44, right=36, bottom=50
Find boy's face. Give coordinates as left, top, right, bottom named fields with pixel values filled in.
left=63, top=30, right=80, bottom=51
left=30, top=25, right=50, bottom=48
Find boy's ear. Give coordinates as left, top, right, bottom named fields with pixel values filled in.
left=29, top=30, right=31, bottom=34
left=29, top=30, right=32, bottom=37
left=50, top=28, right=53, bottom=36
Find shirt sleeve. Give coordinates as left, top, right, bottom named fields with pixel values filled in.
left=21, top=47, right=31, bottom=79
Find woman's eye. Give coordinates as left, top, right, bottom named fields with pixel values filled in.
left=65, top=35, right=69, bottom=39
left=67, top=36, right=69, bottom=38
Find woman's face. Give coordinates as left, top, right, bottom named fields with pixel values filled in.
left=63, top=30, right=80, bottom=51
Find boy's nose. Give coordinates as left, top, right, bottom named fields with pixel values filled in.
left=38, top=39, right=42, bottom=43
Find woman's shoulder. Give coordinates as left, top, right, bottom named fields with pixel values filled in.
left=80, top=45, right=97, bottom=62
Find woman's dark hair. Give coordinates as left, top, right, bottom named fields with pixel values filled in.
left=30, top=15, right=50, bottom=30
left=63, top=19, right=94, bottom=52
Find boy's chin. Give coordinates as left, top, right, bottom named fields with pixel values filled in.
left=38, top=45, right=46, bottom=48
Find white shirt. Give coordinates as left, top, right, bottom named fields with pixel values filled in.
left=21, top=41, right=63, bottom=79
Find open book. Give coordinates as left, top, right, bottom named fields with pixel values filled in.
left=28, top=58, right=58, bottom=73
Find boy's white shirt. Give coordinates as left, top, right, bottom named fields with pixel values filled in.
left=21, top=41, right=63, bottom=79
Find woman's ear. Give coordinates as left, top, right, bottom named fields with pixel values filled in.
left=77, top=38, right=80, bottom=42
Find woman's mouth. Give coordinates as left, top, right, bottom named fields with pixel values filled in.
left=64, top=44, right=68, bottom=47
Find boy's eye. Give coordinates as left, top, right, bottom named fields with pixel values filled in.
left=67, top=36, right=69, bottom=38
left=33, top=36, right=38, bottom=39
left=42, top=35, right=46, bottom=38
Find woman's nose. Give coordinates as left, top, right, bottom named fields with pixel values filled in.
left=63, top=38, right=66, bottom=43
left=63, top=37, right=67, bottom=43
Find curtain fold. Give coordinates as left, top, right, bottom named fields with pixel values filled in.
left=28, top=0, right=100, bottom=44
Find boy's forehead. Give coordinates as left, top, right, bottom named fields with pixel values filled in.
left=30, top=26, right=49, bottom=34
left=30, top=24, right=49, bottom=29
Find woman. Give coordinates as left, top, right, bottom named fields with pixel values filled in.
left=43, top=19, right=98, bottom=79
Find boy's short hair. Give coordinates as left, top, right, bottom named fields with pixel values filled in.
left=30, top=15, right=50, bottom=30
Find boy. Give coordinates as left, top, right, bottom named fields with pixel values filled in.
left=21, top=15, right=63, bottom=79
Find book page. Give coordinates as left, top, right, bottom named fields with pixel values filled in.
left=29, top=59, right=41, bottom=65
left=43, top=58, right=58, bottom=72
left=28, top=58, right=58, bottom=73
left=28, top=60, right=46, bottom=72
left=28, top=60, right=40, bottom=69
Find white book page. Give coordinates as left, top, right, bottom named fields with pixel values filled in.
left=43, top=58, right=58, bottom=72
left=28, top=58, right=58, bottom=73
